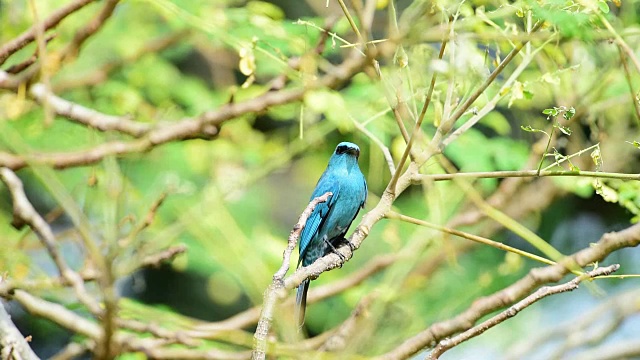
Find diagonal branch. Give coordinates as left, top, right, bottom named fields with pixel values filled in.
left=252, top=192, right=332, bottom=360
left=379, top=222, right=640, bottom=360
left=0, top=167, right=101, bottom=315
left=0, top=286, right=39, bottom=360
left=60, top=0, right=120, bottom=61
left=428, top=264, right=620, bottom=359
left=0, top=0, right=97, bottom=65
left=0, top=52, right=369, bottom=170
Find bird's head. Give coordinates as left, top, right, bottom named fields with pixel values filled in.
left=334, top=142, right=360, bottom=159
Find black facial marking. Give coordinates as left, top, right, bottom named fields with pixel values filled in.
left=336, top=145, right=349, bottom=155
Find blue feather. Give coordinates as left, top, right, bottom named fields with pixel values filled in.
left=295, top=142, right=367, bottom=329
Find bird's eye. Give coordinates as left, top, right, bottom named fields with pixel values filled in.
left=336, top=145, right=348, bottom=154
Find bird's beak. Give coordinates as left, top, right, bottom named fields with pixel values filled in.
left=348, top=148, right=360, bottom=158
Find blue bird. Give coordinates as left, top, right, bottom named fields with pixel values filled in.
left=295, top=142, right=367, bottom=328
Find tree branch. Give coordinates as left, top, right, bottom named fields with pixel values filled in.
left=428, top=264, right=620, bottom=359
left=29, top=84, right=152, bottom=137
left=0, top=289, right=39, bottom=360
left=0, top=167, right=101, bottom=315
left=0, top=0, right=97, bottom=65
left=252, top=192, right=332, bottom=360
left=379, top=222, right=640, bottom=359
left=0, top=52, right=369, bottom=170
left=412, top=169, right=640, bottom=182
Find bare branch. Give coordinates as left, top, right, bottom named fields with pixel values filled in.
left=380, top=223, right=640, bottom=360
left=0, top=0, right=97, bottom=65
left=139, top=245, right=187, bottom=268
left=506, top=287, right=640, bottom=359
left=0, top=52, right=369, bottom=171
left=12, top=290, right=102, bottom=340
left=60, top=0, right=120, bottom=61
left=0, top=288, right=39, bottom=360
left=0, top=168, right=101, bottom=315
left=428, top=264, right=620, bottom=359
left=29, top=84, right=152, bottom=137
left=252, top=192, right=332, bottom=360
left=412, top=170, right=640, bottom=182
left=5, top=34, right=56, bottom=74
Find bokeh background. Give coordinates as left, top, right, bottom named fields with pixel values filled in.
left=1, top=0, right=640, bottom=359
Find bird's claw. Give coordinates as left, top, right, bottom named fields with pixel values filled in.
left=323, top=237, right=347, bottom=266
left=347, top=240, right=356, bottom=252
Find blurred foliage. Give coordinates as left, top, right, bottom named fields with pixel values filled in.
left=1, top=0, right=640, bottom=358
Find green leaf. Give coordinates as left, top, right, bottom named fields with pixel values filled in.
left=557, top=125, right=572, bottom=136
left=523, top=90, right=534, bottom=100
left=563, top=107, right=576, bottom=120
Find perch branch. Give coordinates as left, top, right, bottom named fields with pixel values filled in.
left=252, top=192, right=332, bottom=360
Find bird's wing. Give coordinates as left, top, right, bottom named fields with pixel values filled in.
left=298, top=174, right=340, bottom=262
left=339, top=175, right=367, bottom=240
left=360, top=175, right=368, bottom=209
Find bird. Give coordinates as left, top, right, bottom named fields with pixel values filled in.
left=295, top=142, right=367, bottom=329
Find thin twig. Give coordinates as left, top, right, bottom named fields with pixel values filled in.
left=388, top=31, right=448, bottom=193
left=385, top=211, right=554, bottom=265
left=618, top=45, right=640, bottom=125
left=412, top=169, right=639, bottom=182
left=445, top=21, right=543, bottom=129
left=60, top=0, right=121, bottom=61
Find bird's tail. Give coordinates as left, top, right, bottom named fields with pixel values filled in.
left=295, top=279, right=310, bottom=331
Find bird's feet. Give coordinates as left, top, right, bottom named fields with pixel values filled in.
left=324, top=238, right=346, bottom=265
